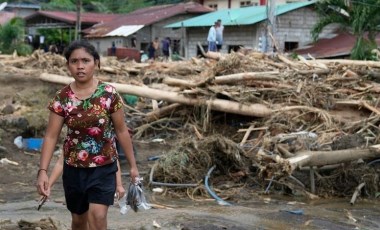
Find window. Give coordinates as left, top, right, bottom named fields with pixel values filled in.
left=284, top=42, right=298, bottom=52
left=240, top=1, right=255, bottom=7
left=208, top=4, right=218, bottom=10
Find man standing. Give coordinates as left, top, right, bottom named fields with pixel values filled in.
left=216, top=19, right=224, bottom=52
left=207, top=22, right=217, bottom=52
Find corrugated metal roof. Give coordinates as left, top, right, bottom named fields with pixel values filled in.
left=84, top=2, right=212, bottom=38
left=24, top=11, right=120, bottom=25
left=165, top=1, right=316, bottom=28
left=106, top=25, right=144, bottom=37
left=0, top=11, right=15, bottom=25
left=295, top=31, right=380, bottom=59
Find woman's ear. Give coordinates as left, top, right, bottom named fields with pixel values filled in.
left=95, top=59, right=100, bottom=69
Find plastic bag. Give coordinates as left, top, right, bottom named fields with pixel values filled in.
left=119, top=177, right=151, bottom=214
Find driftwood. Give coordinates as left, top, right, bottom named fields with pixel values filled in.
left=350, top=182, right=365, bottom=205
left=307, top=59, right=380, bottom=68
left=163, top=71, right=280, bottom=87
left=144, top=103, right=182, bottom=122
left=260, top=147, right=380, bottom=178
left=39, top=73, right=273, bottom=117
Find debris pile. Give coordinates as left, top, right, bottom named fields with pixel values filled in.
left=1, top=49, right=380, bottom=202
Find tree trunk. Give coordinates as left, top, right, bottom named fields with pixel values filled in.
left=40, top=73, right=273, bottom=117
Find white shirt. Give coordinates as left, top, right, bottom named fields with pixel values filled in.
left=216, top=25, right=224, bottom=44
left=207, top=26, right=216, bottom=42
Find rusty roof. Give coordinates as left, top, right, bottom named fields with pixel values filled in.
left=84, top=2, right=212, bottom=38
left=0, top=11, right=16, bottom=25
left=24, top=10, right=120, bottom=25
left=295, top=31, right=380, bottom=59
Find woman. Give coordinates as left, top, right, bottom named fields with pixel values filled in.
left=36, top=40, right=139, bottom=230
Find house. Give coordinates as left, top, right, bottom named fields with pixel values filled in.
left=82, top=2, right=212, bottom=57
left=200, top=0, right=309, bottom=10
left=4, top=2, right=40, bottom=18
left=24, top=11, right=121, bottom=49
left=166, top=1, right=337, bottom=58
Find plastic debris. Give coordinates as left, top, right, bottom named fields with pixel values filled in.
left=280, top=209, right=304, bottom=215
left=153, top=220, right=161, bottom=228
left=119, top=177, right=151, bottom=214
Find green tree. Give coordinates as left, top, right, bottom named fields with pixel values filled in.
left=312, top=0, right=380, bottom=60
left=0, top=17, right=32, bottom=55
left=41, top=0, right=76, bottom=11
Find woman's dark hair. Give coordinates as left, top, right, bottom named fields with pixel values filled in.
left=63, top=40, right=100, bottom=68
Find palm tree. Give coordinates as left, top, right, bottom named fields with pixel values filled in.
left=312, top=0, right=380, bottom=60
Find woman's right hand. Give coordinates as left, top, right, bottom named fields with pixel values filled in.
left=36, top=170, right=50, bottom=197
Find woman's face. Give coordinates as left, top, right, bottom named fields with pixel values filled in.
left=67, top=48, right=99, bottom=83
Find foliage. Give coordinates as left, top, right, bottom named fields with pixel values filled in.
left=0, top=17, right=32, bottom=55
left=41, top=0, right=76, bottom=11
left=37, top=28, right=71, bottom=46
left=312, top=0, right=380, bottom=60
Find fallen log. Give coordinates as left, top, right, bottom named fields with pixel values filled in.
left=307, top=59, right=380, bottom=68
left=259, top=147, right=380, bottom=178
left=163, top=71, right=280, bottom=87
left=40, top=73, right=273, bottom=117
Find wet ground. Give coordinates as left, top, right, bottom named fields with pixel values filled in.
left=1, top=140, right=380, bottom=229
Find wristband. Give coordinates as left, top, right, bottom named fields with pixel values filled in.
left=37, top=168, right=47, bottom=176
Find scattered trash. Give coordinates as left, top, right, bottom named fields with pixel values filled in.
left=152, top=220, right=161, bottom=228
left=13, top=136, right=23, bottom=149
left=152, top=187, right=164, bottom=193
left=151, top=138, right=165, bottom=143
left=147, top=156, right=161, bottom=161
left=280, top=209, right=304, bottom=215
left=23, top=138, right=43, bottom=151
left=0, top=158, right=19, bottom=166
left=13, top=136, right=43, bottom=151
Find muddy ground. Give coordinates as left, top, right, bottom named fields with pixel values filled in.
left=1, top=72, right=380, bottom=230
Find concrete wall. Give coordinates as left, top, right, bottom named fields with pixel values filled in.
left=275, top=7, right=338, bottom=51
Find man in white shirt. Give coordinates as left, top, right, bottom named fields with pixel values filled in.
left=216, top=19, right=224, bottom=52
left=207, top=22, right=217, bottom=52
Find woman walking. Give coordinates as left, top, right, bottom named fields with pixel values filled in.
left=36, top=40, right=139, bottom=230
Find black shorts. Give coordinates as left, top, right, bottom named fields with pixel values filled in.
left=62, top=161, right=117, bottom=215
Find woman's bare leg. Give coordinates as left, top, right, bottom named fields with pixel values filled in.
left=87, top=203, right=109, bottom=230
left=71, top=212, right=88, bottom=230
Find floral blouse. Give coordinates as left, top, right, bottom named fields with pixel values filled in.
left=48, top=81, right=123, bottom=168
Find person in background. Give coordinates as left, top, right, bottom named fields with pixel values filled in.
left=216, top=19, right=224, bottom=52
left=152, top=37, right=160, bottom=58
left=148, top=41, right=156, bottom=60
left=161, top=37, right=170, bottom=60
left=111, top=41, right=116, bottom=56
left=131, top=35, right=137, bottom=48
left=207, top=22, right=217, bottom=52
left=36, top=40, right=139, bottom=230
